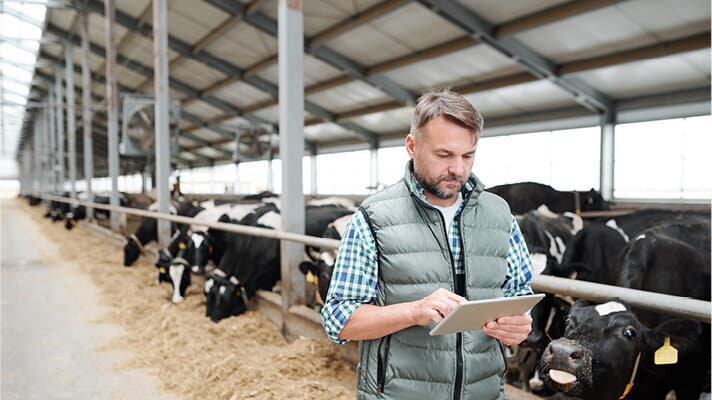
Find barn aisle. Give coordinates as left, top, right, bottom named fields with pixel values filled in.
left=0, top=198, right=175, bottom=400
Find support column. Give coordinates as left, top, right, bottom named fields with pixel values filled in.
left=600, top=112, right=615, bottom=201
left=65, top=41, right=77, bottom=200
left=55, top=65, right=65, bottom=194
left=278, top=0, right=306, bottom=318
left=48, top=86, right=56, bottom=193
left=80, top=9, right=94, bottom=220
left=370, top=144, right=379, bottom=192
left=105, top=0, right=121, bottom=232
left=153, top=0, right=172, bottom=246
left=309, top=142, right=317, bottom=196
left=33, top=117, right=41, bottom=193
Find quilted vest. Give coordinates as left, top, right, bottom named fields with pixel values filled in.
left=356, top=162, right=511, bottom=400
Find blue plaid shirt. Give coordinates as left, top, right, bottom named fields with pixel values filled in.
left=321, top=180, right=534, bottom=344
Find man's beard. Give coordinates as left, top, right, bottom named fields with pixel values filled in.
left=414, top=170, right=466, bottom=200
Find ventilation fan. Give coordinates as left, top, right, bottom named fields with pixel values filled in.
left=233, top=127, right=272, bottom=162
left=120, top=94, right=180, bottom=157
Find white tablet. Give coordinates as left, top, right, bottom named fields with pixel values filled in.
left=429, top=293, right=545, bottom=336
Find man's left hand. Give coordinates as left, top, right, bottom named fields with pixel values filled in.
left=482, top=313, right=532, bottom=346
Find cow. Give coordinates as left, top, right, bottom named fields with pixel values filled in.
left=486, top=182, right=606, bottom=214
left=155, top=231, right=195, bottom=303
left=64, top=192, right=131, bottom=230
left=539, top=300, right=710, bottom=400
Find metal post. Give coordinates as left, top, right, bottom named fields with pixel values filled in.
left=600, top=112, right=615, bottom=201
left=234, top=163, right=240, bottom=194
left=153, top=0, right=172, bottom=246
left=80, top=9, right=94, bottom=220
left=55, top=65, right=65, bottom=194
left=370, top=144, right=378, bottom=192
left=309, top=142, right=317, bottom=196
left=65, top=41, right=77, bottom=200
left=278, top=0, right=306, bottom=319
left=48, top=85, right=56, bottom=193
left=105, top=0, right=121, bottom=232
left=33, top=116, right=41, bottom=193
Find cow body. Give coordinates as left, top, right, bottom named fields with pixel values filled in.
left=486, top=182, right=606, bottom=214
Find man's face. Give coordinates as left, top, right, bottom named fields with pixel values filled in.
left=406, top=115, right=477, bottom=204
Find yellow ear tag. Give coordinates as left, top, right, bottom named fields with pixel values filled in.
left=306, top=270, right=316, bottom=284
left=179, top=242, right=186, bottom=249
left=654, top=336, right=678, bottom=365
left=159, top=267, right=166, bottom=274
left=209, top=246, right=213, bottom=254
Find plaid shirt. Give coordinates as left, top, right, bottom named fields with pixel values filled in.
left=321, top=181, right=534, bottom=344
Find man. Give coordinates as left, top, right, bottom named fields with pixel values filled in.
left=321, top=90, right=534, bottom=400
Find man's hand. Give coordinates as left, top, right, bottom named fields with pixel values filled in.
left=482, top=313, right=532, bottom=346
left=410, top=288, right=466, bottom=326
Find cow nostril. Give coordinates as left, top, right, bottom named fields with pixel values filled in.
left=570, top=350, right=582, bottom=360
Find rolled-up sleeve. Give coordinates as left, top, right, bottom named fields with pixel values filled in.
left=321, top=209, right=379, bottom=344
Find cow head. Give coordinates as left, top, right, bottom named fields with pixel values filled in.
left=123, top=234, right=144, bottom=266
left=155, top=248, right=172, bottom=284
left=299, top=259, right=333, bottom=309
left=156, top=233, right=194, bottom=303
left=64, top=212, right=77, bottom=230
left=204, top=270, right=249, bottom=322
left=190, top=231, right=212, bottom=274
left=581, top=188, right=606, bottom=212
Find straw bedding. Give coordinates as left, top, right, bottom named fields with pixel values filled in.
left=22, top=201, right=356, bottom=399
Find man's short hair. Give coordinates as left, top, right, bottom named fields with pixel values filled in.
left=410, top=89, right=484, bottom=140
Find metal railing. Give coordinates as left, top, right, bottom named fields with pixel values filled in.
left=36, top=193, right=711, bottom=323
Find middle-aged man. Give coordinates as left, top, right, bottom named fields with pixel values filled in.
left=321, top=89, right=534, bottom=400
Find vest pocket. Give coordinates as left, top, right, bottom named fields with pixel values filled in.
left=377, top=334, right=392, bottom=394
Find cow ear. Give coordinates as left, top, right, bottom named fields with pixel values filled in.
left=217, top=214, right=230, bottom=223
left=299, top=261, right=318, bottom=275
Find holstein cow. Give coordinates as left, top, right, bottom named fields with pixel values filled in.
left=123, top=201, right=200, bottom=266
left=155, top=231, right=195, bottom=303
left=539, top=300, right=710, bottom=400
left=64, top=192, right=131, bottom=230
left=486, top=182, right=606, bottom=214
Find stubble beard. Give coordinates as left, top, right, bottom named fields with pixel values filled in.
left=414, top=170, right=465, bottom=200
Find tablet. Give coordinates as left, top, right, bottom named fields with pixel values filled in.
left=429, top=293, right=545, bottom=336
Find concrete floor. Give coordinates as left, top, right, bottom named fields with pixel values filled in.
left=1, top=199, right=175, bottom=400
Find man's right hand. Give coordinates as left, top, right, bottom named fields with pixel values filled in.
left=410, top=288, right=466, bottom=326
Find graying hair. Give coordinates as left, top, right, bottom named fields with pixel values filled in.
left=410, top=89, right=484, bottom=140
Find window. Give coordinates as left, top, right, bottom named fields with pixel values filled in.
left=316, top=150, right=370, bottom=194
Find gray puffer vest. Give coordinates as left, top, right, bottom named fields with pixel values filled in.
left=356, top=162, right=512, bottom=400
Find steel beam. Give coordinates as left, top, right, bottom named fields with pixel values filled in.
left=278, top=0, right=306, bottom=315
left=105, top=0, right=121, bottom=232
left=153, top=0, right=172, bottom=246
left=54, top=65, right=65, bottom=192
left=65, top=41, right=77, bottom=199
left=415, top=0, right=612, bottom=113
left=80, top=9, right=94, bottom=219
left=600, top=113, right=615, bottom=200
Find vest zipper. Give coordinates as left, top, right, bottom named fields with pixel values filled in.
left=377, top=335, right=391, bottom=393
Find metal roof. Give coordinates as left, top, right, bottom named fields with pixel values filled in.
left=9, top=0, right=711, bottom=177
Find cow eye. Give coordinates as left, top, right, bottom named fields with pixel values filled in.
left=622, top=327, right=637, bottom=339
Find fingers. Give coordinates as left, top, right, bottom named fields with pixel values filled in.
left=483, top=313, right=532, bottom=346
left=412, top=288, right=465, bottom=326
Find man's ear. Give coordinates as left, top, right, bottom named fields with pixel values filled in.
left=405, top=133, right=416, bottom=158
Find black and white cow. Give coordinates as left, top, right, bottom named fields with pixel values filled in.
left=64, top=192, right=130, bottom=230
left=539, top=300, right=710, bottom=400
left=486, top=182, right=607, bottom=215
left=155, top=231, right=195, bottom=303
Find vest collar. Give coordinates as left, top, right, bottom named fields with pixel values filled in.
left=403, top=160, right=485, bottom=209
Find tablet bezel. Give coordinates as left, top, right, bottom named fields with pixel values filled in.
left=429, top=293, right=545, bottom=336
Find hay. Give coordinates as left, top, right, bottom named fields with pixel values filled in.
left=21, top=200, right=356, bottom=400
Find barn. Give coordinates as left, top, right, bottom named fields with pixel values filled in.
left=1, top=1, right=710, bottom=399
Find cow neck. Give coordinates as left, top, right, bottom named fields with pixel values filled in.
left=618, top=352, right=641, bottom=399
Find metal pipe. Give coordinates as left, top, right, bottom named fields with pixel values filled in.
left=65, top=41, right=77, bottom=200
left=55, top=65, right=65, bottom=193
left=35, top=193, right=712, bottom=324
left=105, top=0, right=121, bottom=232
left=152, top=0, right=172, bottom=247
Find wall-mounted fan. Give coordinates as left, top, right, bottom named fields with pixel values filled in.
left=233, top=127, right=272, bottom=162
left=120, top=94, right=180, bottom=158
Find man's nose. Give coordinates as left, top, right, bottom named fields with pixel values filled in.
left=448, top=158, right=465, bottom=176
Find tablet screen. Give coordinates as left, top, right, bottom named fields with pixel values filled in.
left=429, top=293, right=545, bottom=336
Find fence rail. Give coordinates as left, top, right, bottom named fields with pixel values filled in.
left=36, top=193, right=711, bottom=323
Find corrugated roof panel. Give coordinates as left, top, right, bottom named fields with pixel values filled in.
left=572, top=49, right=710, bottom=99
left=330, top=3, right=463, bottom=62
left=344, top=106, right=414, bottom=135
left=171, top=58, right=228, bottom=90
left=255, top=55, right=344, bottom=87
left=114, top=34, right=180, bottom=73
left=178, top=136, right=199, bottom=147
left=116, top=0, right=151, bottom=19
left=48, top=8, right=75, bottom=31
left=382, top=44, right=523, bottom=91
left=87, top=13, right=130, bottom=47
left=115, top=64, right=145, bottom=89
left=464, top=80, right=577, bottom=118
left=190, top=128, right=228, bottom=143
left=207, top=23, right=277, bottom=69
left=184, top=100, right=229, bottom=121
left=304, top=122, right=355, bottom=142
left=252, top=105, right=279, bottom=124
left=308, top=81, right=390, bottom=114
left=514, top=0, right=710, bottom=63
left=459, top=0, right=571, bottom=25
left=259, top=0, right=382, bottom=36
left=212, top=81, right=273, bottom=109
left=168, top=0, right=231, bottom=46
